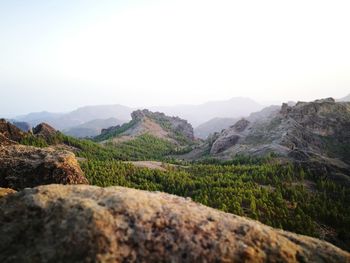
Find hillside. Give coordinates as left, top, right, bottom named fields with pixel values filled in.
left=194, top=117, right=238, bottom=139
left=194, top=105, right=281, bottom=139
left=200, top=98, right=350, bottom=182
left=1, top=117, right=350, bottom=251
left=95, top=109, right=195, bottom=146
left=63, top=118, right=124, bottom=138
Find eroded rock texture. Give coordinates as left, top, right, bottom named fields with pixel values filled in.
left=0, top=184, right=348, bottom=263
left=0, top=145, right=88, bottom=190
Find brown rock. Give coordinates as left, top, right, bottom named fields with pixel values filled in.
left=0, top=184, right=348, bottom=262
left=0, top=133, right=17, bottom=146
left=0, top=119, right=26, bottom=143
left=33, top=123, right=57, bottom=139
left=0, top=187, right=16, bottom=198
left=0, top=145, right=88, bottom=190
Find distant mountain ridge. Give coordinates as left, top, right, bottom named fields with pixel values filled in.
left=194, top=105, right=281, bottom=139
left=13, top=97, right=264, bottom=138
left=194, top=118, right=239, bottom=139
left=63, top=118, right=124, bottom=138
left=15, top=105, right=132, bottom=131
left=338, top=94, right=350, bottom=102
left=152, top=97, right=264, bottom=126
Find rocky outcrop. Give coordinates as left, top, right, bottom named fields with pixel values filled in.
left=206, top=99, right=350, bottom=179
left=0, top=145, right=88, bottom=190
left=0, top=133, right=17, bottom=146
left=0, top=185, right=348, bottom=263
left=0, top=119, right=26, bottom=143
left=0, top=187, right=16, bottom=198
left=96, top=109, right=195, bottom=145
left=33, top=123, right=57, bottom=139
left=131, top=109, right=195, bottom=141
left=210, top=119, right=250, bottom=154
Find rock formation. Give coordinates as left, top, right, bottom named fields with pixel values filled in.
left=0, top=187, right=16, bottom=198
left=0, top=145, right=88, bottom=190
left=0, top=119, right=26, bottom=143
left=210, top=119, right=250, bottom=154
left=205, top=98, right=350, bottom=181
left=33, top=122, right=58, bottom=139
left=0, top=184, right=348, bottom=262
left=96, top=109, right=195, bottom=145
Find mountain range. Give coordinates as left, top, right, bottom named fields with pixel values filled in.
left=1, top=96, right=350, bottom=254
left=13, top=97, right=265, bottom=138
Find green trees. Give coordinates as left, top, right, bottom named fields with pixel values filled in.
left=18, top=131, right=350, bottom=250
left=79, top=158, right=350, bottom=249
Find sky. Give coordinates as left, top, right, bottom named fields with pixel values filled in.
left=0, top=0, right=349, bottom=116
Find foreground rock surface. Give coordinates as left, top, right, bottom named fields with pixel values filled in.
left=0, top=185, right=348, bottom=263
left=0, top=187, right=16, bottom=198
left=0, top=145, right=88, bottom=190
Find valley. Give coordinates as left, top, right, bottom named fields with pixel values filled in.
left=2, top=96, right=350, bottom=257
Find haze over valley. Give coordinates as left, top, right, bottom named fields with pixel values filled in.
left=1, top=0, right=350, bottom=262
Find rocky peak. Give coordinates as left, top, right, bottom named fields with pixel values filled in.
left=0, top=119, right=26, bottom=144
left=33, top=123, right=57, bottom=139
left=97, top=109, right=195, bottom=144
left=0, top=184, right=348, bottom=262
left=232, top=118, right=250, bottom=132
left=133, top=109, right=195, bottom=141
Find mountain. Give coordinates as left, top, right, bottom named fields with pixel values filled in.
left=13, top=98, right=263, bottom=133
left=16, top=105, right=132, bottom=131
left=95, top=109, right=195, bottom=146
left=63, top=118, right=124, bottom=138
left=194, top=118, right=238, bottom=139
left=203, top=98, right=350, bottom=182
left=194, top=105, right=281, bottom=139
left=338, top=94, right=350, bottom=102
left=15, top=111, right=64, bottom=124
left=151, top=97, right=264, bottom=126
left=0, top=119, right=26, bottom=144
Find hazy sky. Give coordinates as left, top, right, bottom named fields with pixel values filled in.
left=0, top=0, right=349, bottom=116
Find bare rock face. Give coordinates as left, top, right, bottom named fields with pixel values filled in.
left=207, top=99, right=350, bottom=180
left=0, top=145, right=88, bottom=190
left=96, top=109, right=195, bottom=145
left=0, top=119, right=26, bottom=144
left=0, top=185, right=348, bottom=263
left=0, top=187, right=16, bottom=198
left=0, top=133, right=17, bottom=146
left=210, top=119, right=250, bottom=154
left=33, top=123, right=57, bottom=139
left=132, top=109, right=195, bottom=141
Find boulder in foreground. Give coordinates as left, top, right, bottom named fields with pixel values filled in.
left=0, top=145, right=88, bottom=190
left=0, top=184, right=348, bottom=263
